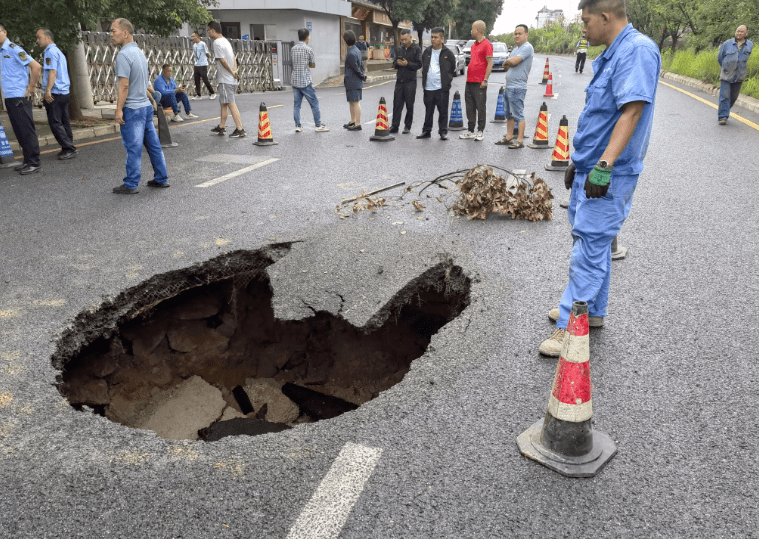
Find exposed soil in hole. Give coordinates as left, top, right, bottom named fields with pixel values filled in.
left=55, top=249, right=471, bottom=441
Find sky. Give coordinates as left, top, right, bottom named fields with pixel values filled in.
left=492, top=0, right=582, bottom=35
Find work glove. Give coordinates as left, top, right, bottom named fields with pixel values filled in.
left=564, top=161, right=576, bottom=190
left=584, top=165, right=611, bottom=198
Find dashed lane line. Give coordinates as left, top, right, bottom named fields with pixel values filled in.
left=195, top=157, right=279, bottom=188
left=659, top=80, right=759, bottom=131
left=286, top=442, right=382, bottom=539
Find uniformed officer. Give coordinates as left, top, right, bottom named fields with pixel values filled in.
left=36, top=28, right=77, bottom=160
left=575, top=32, right=589, bottom=73
left=0, top=23, right=42, bottom=174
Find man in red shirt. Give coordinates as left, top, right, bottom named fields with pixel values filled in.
left=460, top=20, right=493, bottom=141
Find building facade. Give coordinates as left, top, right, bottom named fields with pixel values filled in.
left=535, top=6, right=564, bottom=29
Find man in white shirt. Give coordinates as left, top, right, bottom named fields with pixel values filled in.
left=191, top=32, right=216, bottom=100
left=207, top=21, right=245, bottom=138
left=418, top=27, right=457, bottom=140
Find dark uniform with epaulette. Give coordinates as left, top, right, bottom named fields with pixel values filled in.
left=0, top=37, right=41, bottom=171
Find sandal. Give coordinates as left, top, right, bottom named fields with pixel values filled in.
left=495, top=138, right=513, bottom=146
left=508, top=141, right=524, bottom=149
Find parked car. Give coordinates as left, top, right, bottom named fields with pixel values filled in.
left=491, top=42, right=511, bottom=71
left=445, top=39, right=467, bottom=50
left=462, top=39, right=475, bottom=65
left=450, top=44, right=466, bottom=76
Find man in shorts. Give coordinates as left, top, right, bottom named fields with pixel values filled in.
left=495, top=24, right=533, bottom=148
left=207, top=21, right=245, bottom=138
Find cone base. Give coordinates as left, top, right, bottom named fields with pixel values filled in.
left=543, top=94, right=555, bottom=98
left=490, top=118, right=507, bottom=123
left=369, top=134, right=395, bottom=142
left=253, top=140, right=279, bottom=146
left=540, top=80, right=548, bottom=85
left=611, top=246, right=628, bottom=260
left=448, top=125, right=465, bottom=131
left=161, top=142, right=179, bottom=148
left=528, top=142, right=551, bottom=149
left=545, top=162, right=569, bottom=171
left=517, top=418, right=617, bottom=478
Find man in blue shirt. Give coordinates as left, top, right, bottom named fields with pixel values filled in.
left=111, top=18, right=169, bottom=194
left=0, top=23, right=42, bottom=174
left=540, top=0, right=661, bottom=356
left=36, top=28, right=77, bottom=160
left=191, top=32, right=216, bottom=100
left=717, top=25, right=753, bottom=125
left=495, top=24, right=533, bottom=148
left=291, top=28, right=329, bottom=132
left=154, top=64, right=198, bottom=122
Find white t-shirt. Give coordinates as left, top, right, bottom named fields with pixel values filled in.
left=213, top=37, right=237, bottom=85
left=426, top=49, right=442, bottom=91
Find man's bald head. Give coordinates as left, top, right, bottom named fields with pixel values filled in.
left=112, top=18, right=134, bottom=35
left=577, top=0, right=626, bottom=20
left=473, top=20, right=486, bottom=33
left=471, top=20, right=486, bottom=40
left=735, top=24, right=749, bottom=42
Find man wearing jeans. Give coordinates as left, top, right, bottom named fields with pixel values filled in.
left=154, top=64, right=198, bottom=122
left=717, top=25, right=753, bottom=125
left=460, top=20, right=492, bottom=142
left=291, top=28, right=329, bottom=133
left=495, top=24, right=533, bottom=148
left=110, top=18, right=169, bottom=194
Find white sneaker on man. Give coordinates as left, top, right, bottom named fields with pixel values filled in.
left=171, top=113, right=184, bottom=122
left=185, top=112, right=199, bottom=119
left=191, top=95, right=202, bottom=100
left=315, top=125, right=330, bottom=132
left=474, top=130, right=484, bottom=141
left=459, top=131, right=476, bottom=139
left=295, top=125, right=303, bottom=132
left=210, top=94, right=218, bottom=100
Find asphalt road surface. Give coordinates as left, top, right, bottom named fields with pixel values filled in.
left=1, top=53, right=758, bottom=538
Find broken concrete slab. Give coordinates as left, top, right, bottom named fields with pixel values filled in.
left=197, top=417, right=291, bottom=442
left=243, top=378, right=299, bottom=424
left=220, top=406, right=245, bottom=421
left=139, top=376, right=226, bottom=440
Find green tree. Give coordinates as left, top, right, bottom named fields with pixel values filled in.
left=411, top=0, right=456, bottom=46
left=450, top=0, right=503, bottom=39
left=373, top=0, right=429, bottom=46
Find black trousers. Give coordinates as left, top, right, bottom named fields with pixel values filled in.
left=5, top=97, right=40, bottom=166
left=43, top=93, right=75, bottom=153
left=575, top=52, right=587, bottom=73
left=464, top=82, right=487, bottom=133
left=392, top=80, right=417, bottom=129
left=422, top=89, right=450, bottom=135
left=194, top=65, right=215, bottom=96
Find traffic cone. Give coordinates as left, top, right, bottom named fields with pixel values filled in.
left=491, top=87, right=507, bottom=123
left=253, top=102, right=279, bottom=146
left=543, top=73, right=555, bottom=98
left=540, top=58, right=550, bottom=84
left=545, top=115, right=570, bottom=171
left=0, top=124, right=18, bottom=168
left=528, top=103, right=551, bottom=149
left=611, top=235, right=627, bottom=260
left=369, top=97, right=394, bottom=142
left=517, top=301, right=617, bottom=478
left=155, top=107, right=178, bottom=148
left=448, top=91, right=465, bottom=131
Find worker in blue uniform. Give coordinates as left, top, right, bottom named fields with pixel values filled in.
left=540, top=0, right=661, bottom=356
left=36, top=28, right=78, bottom=160
left=0, top=23, right=42, bottom=174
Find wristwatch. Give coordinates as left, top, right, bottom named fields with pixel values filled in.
left=597, top=160, right=613, bottom=170
left=483, top=79, right=488, bottom=83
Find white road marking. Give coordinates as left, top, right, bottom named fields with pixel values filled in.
left=364, top=112, right=392, bottom=125
left=286, top=442, right=382, bottom=539
left=195, top=158, right=278, bottom=188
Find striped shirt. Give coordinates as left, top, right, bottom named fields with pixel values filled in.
left=291, top=41, right=315, bottom=88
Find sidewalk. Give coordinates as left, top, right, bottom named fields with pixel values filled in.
left=659, top=71, right=759, bottom=113
left=317, top=70, right=397, bottom=89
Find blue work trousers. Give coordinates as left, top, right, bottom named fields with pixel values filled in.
left=293, top=84, right=321, bottom=127
left=718, top=81, right=743, bottom=120
left=43, top=93, right=76, bottom=152
left=556, top=171, right=638, bottom=329
left=120, top=105, right=168, bottom=189
left=5, top=97, right=40, bottom=166
left=159, top=91, right=191, bottom=115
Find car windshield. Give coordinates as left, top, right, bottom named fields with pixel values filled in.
left=464, top=39, right=475, bottom=50
left=493, top=43, right=508, bottom=52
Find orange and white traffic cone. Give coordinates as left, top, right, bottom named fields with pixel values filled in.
left=528, top=102, right=551, bottom=149
left=253, top=102, right=278, bottom=146
left=545, top=115, right=570, bottom=170
left=369, top=97, right=394, bottom=142
left=517, top=301, right=617, bottom=477
left=540, top=58, right=550, bottom=84
left=543, top=73, right=555, bottom=98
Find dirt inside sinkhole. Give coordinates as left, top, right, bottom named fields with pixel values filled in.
left=57, top=255, right=471, bottom=441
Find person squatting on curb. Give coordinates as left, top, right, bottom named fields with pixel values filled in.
left=154, top=64, right=198, bottom=122
left=539, top=0, right=661, bottom=356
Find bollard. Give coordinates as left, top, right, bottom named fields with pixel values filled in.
left=448, top=91, right=465, bottom=131
left=0, top=124, right=19, bottom=168
left=491, top=87, right=507, bottom=123
left=155, top=107, right=178, bottom=148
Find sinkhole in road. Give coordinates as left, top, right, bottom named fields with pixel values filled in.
left=54, top=246, right=471, bottom=442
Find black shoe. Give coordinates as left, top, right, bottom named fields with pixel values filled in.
left=19, top=164, right=41, bottom=175
left=440, top=133, right=448, bottom=140
left=343, top=122, right=355, bottom=129
left=14, top=163, right=28, bottom=171
left=56, top=150, right=65, bottom=157
left=402, top=127, right=411, bottom=134
left=388, top=126, right=399, bottom=134
left=112, top=184, right=139, bottom=194
left=416, top=132, right=431, bottom=139
left=229, top=128, right=246, bottom=138
left=347, top=124, right=362, bottom=131
left=58, top=150, right=78, bottom=160
left=147, top=180, right=170, bottom=188
left=211, top=125, right=226, bottom=135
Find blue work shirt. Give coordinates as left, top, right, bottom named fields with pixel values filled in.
left=505, top=41, right=534, bottom=90
left=572, top=24, right=661, bottom=175
left=193, top=41, right=210, bottom=67
left=718, top=38, right=754, bottom=83
left=42, top=43, right=70, bottom=94
left=114, top=42, right=151, bottom=110
left=153, top=74, right=178, bottom=97
left=0, top=40, right=33, bottom=99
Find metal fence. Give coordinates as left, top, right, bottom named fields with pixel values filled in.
left=279, top=41, right=294, bottom=88
left=81, top=32, right=276, bottom=104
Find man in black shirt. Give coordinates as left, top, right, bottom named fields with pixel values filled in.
left=389, top=30, right=422, bottom=134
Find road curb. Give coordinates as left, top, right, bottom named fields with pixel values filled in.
left=660, top=70, right=759, bottom=114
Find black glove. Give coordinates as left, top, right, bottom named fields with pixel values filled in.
left=564, top=161, right=576, bottom=190
left=583, top=165, right=611, bottom=198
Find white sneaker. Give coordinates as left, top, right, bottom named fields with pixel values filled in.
left=210, top=94, right=218, bottom=100
left=295, top=125, right=303, bottom=132
left=315, top=125, right=330, bottom=132
left=475, top=130, right=484, bottom=141
left=185, top=112, right=199, bottom=119
left=459, top=130, right=476, bottom=139
left=191, top=95, right=201, bottom=100
left=171, top=113, right=184, bottom=122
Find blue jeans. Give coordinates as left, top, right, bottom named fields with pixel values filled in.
left=293, top=84, right=321, bottom=126
left=504, top=87, right=527, bottom=122
left=718, top=81, right=743, bottom=120
left=120, top=105, right=168, bottom=189
left=556, top=171, right=638, bottom=329
left=158, top=91, right=191, bottom=115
